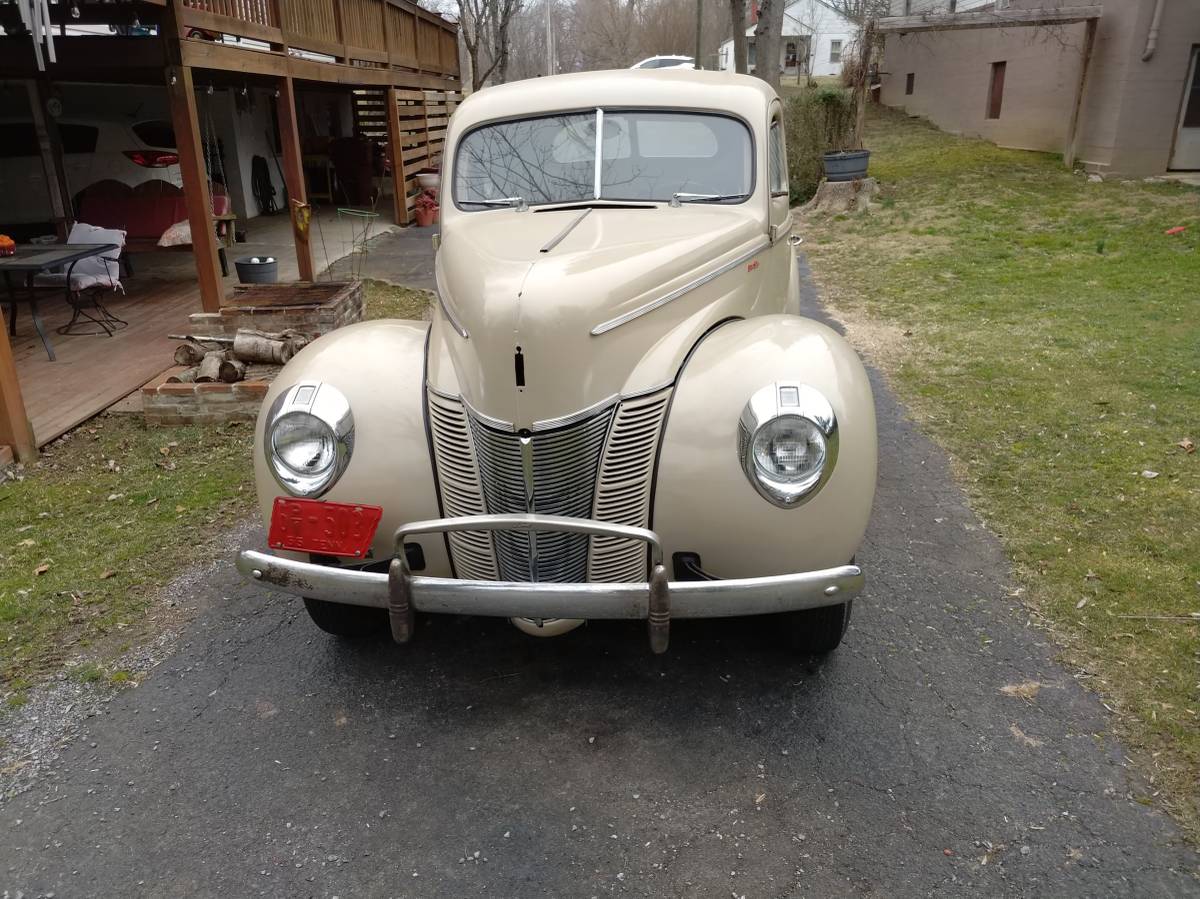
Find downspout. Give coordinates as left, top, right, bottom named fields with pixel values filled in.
left=1141, top=0, right=1166, bottom=62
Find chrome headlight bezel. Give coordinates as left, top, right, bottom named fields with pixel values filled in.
left=737, top=382, right=838, bottom=508
left=265, top=382, right=354, bottom=498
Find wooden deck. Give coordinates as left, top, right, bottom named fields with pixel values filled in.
left=7, top=276, right=198, bottom=446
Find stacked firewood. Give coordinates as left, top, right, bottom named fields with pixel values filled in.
left=167, top=329, right=312, bottom=383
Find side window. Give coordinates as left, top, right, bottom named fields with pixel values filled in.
left=0, top=123, right=38, bottom=158
left=829, top=40, right=843, bottom=64
left=769, top=119, right=788, bottom=197
left=133, top=120, right=176, bottom=149
left=59, top=124, right=99, bottom=154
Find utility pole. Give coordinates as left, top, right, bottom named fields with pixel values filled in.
left=694, top=0, right=703, bottom=68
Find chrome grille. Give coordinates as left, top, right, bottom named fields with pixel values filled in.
left=589, top=388, right=672, bottom=582
left=427, top=391, right=499, bottom=580
left=470, top=409, right=613, bottom=582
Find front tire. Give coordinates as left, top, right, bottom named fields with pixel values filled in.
left=303, top=597, right=385, bottom=638
left=775, top=601, right=853, bottom=655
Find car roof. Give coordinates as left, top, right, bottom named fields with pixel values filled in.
left=451, top=69, right=778, bottom=135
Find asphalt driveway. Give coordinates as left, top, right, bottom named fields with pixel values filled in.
left=2, top=260, right=1197, bottom=897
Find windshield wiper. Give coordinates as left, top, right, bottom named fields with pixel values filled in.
left=669, top=192, right=748, bottom=207
left=462, top=196, right=528, bottom=211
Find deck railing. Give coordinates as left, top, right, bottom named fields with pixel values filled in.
left=181, top=0, right=459, bottom=75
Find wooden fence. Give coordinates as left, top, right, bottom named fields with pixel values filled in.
left=180, top=0, right=459, bottom=76
left=352, top=86, right=461, bottom=224
left=395, top=88, right=460, bottom=222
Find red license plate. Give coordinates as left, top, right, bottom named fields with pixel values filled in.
left=268, top=498, right=383, bottom=558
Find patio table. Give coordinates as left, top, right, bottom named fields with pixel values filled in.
left=0, top=243, right=119, bottom=362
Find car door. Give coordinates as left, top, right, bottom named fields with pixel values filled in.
left=764, top=100, right=795, bottom=313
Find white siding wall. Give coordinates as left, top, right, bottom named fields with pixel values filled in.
left=720, top=0, right=857, bottom=77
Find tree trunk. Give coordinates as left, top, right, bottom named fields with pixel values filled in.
left=852, top=19, right=875, bottom=149
left=729, top=0, right=748, bottom=73
left=754, top=0, right=784, bottom=90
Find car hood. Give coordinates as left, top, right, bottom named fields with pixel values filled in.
left=432, top=204, right=765, bottom=428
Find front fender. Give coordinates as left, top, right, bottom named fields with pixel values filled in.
left=654, top=315, right=876, bottom=578
left=253, top=319, right=452, bottom=575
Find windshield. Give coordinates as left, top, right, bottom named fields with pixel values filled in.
left=453, top=110, right=753, bottom=209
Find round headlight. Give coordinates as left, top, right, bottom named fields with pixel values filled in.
left=752, top=415, right=826, bottom=482
left=266, top=383, right=354, bottom=498
left=272, top=412, right=336, bottom=477
left=739, top=383, right=838, bottom=508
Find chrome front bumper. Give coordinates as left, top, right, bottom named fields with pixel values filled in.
left=237, top=513, right=863, bottom=653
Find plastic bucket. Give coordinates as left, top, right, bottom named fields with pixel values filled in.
left=235, top=255, right=278, bottom=284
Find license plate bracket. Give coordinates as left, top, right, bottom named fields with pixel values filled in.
left=268, top=497, right=383, bottom=558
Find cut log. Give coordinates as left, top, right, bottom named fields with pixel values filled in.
left=166, top=366, right=199, bottom=383
left=219, top=358, right=247, bottom=383
left=173, top=339, right=210, bottom=366
left=196, top=351, right=226, bottom=382
left=231, top=328, right=309, bottom=364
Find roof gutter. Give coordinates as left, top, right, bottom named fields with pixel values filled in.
left=1141, top=0, right=1165, bottom=62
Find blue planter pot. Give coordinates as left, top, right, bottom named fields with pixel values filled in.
left=823, top=150, right=871, bottom=183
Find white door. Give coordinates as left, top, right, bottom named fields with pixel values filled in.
left=1170, top=47, right=1200, bottom=170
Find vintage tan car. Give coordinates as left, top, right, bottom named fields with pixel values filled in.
left=237, top=69, right=877, bottom=655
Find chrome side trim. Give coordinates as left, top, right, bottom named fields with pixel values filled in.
left=531, top=393, right=619, bottom=431
left=433, top=268, right=469, bottom=339
left=590, top=238, right=771, bottom=336
left=461, top=395, right=515, bottom=432
left=540, top=208, right=592, bottom=253
left=237, top=548, right=863, bottom=619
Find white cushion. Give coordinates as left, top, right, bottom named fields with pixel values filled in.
left=34, top=272, right=122, bottom=293
left=65, top=223, right=126, bottom=282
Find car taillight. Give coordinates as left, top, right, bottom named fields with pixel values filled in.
left=123, top=150, right=179, bottom=168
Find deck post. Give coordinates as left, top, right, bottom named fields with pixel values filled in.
left=385, top=87, right=410, bottom=226
left=26, top=79, right=72, bottom=241
left=165, top=65, right=225, bottom=313
left=0, top=325, right=37, bottom=463
left=276, top=76, right=316, bottom=282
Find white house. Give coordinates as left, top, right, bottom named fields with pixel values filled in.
left=719, top=0, right=858, bottom=80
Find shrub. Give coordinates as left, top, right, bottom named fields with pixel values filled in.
left=784, top=86, right=859, bottom=204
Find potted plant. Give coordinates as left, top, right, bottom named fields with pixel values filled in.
left=817, top=86, right=869, bottom=182
left=414, top=189, right=439, bottom=227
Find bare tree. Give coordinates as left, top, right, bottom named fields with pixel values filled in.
left=457, top=0, right=525, bottom=90
left=820, top=0, right=890, bottom=22
left=727, top=0, right=748, bottom=72
left=752, top=0, right=785, bottom=89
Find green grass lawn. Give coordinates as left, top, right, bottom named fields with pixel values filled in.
left=801, top=107, right=1200, bottom=835
left=0, top=279, right=431, bottom=703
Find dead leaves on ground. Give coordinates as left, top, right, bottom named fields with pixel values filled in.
left=1000, top=681, right=1044, bottom=701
